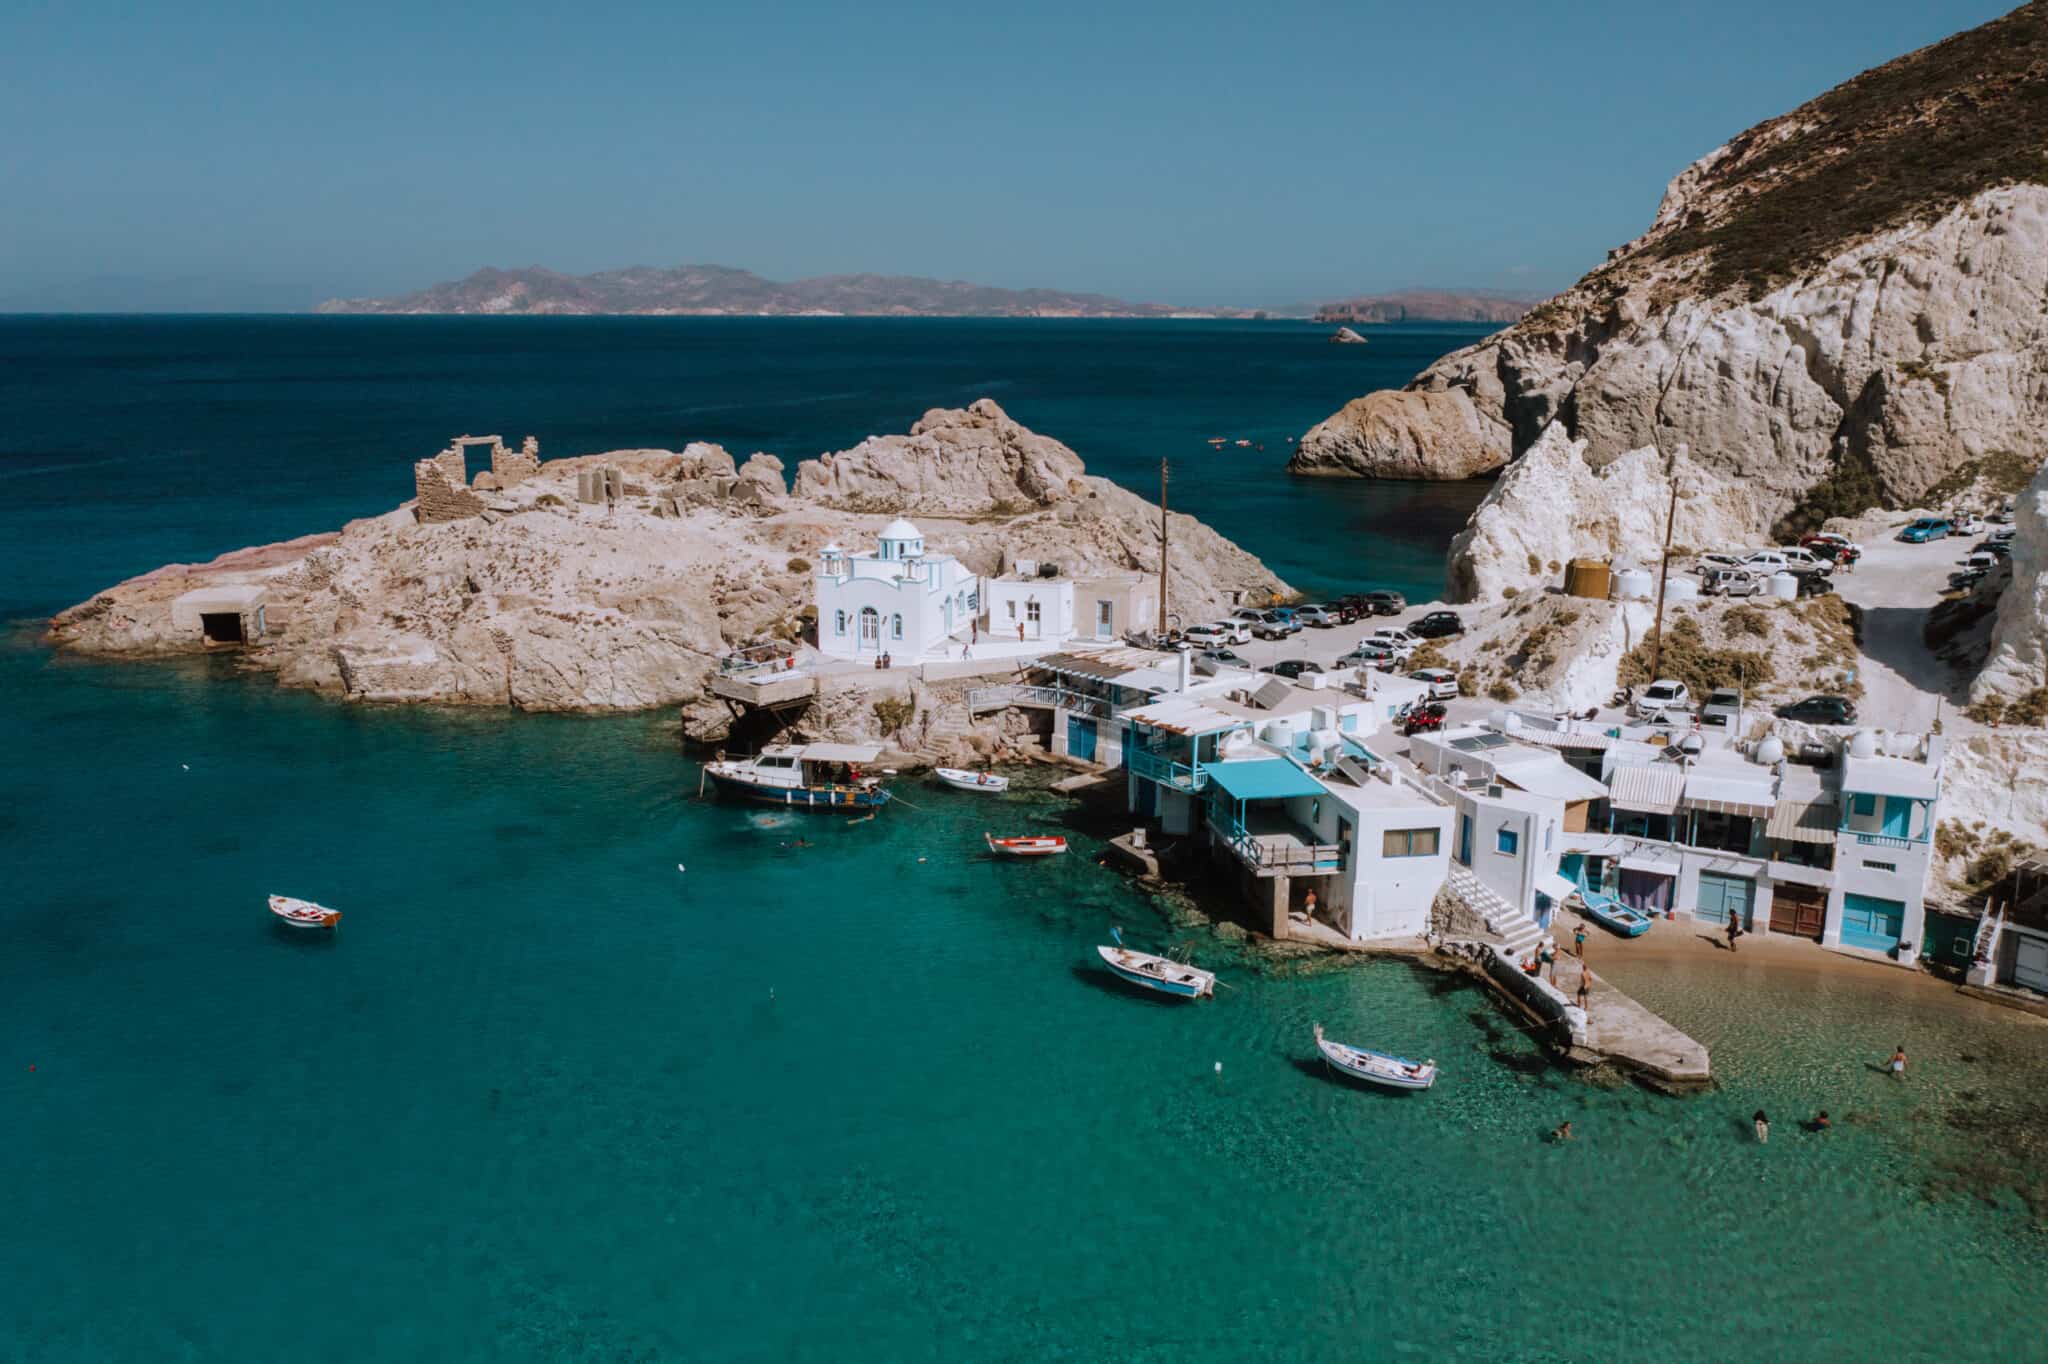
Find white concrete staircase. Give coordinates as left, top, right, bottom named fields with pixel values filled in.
left=1446, top=864, right=1545, bottom=958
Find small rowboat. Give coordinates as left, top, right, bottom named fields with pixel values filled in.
left=1314, top=1024, right=1435, bottom=1090
left=935, top=767, right=1010, bottom=794
left=269, top=894, right=341, bottom=930
left=986, top=832, right=1066, bottom=858
left=1577, top=887, right=1653, bottom=938
left=1097, top=944, right=1215, bottom=999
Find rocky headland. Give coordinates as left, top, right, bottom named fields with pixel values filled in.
left=1289, top=3, right=2048, bottom=543
left=47, top=402, right=1286, bottom=754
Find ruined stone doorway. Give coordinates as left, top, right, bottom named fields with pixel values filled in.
left=200, top=612, right=245, bottom=644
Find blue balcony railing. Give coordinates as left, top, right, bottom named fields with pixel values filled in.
left=1853, top=832, right=1920, bottom=849
left=1128, top=747, right=1206, bottom=791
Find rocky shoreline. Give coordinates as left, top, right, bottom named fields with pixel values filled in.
left=45, top=402, right=1286, bottom=761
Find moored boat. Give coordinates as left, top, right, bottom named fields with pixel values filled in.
left=985, top=832, right=1066, bottom=857
left=1313, top=1024, right=1435, bottom=1090
left=1577, top=887, right=1653, bottom=937
left=1096, top=929, right=1214, bottom=998
left=704, top=742, right=892, bottom=811
left=269, top=894, right=342, bottom=930
left=935, top=767, right=1009, bottom=794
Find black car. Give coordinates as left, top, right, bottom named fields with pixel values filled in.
left=1409, top=610, right=1464, bottom=639
left=1268, top=659, right=1325, bottom=680
left=1976, top=539, right=2013, bottom=559
left=1775, top=695, right=1857, bottom=724
left=1795, top=573, right=1835, bottom=597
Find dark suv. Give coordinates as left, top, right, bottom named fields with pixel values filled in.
left=1775, top=695, right=1857, bottom=725
left=1409, top=610, right=1464, bottom=639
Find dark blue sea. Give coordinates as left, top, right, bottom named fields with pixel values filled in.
left=3, top=317, right=2045, bottom=1361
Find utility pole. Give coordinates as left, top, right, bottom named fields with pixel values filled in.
left=1157, top=457, right=1170, bottom=642
left=1648, top=444, right=1684, bottom=682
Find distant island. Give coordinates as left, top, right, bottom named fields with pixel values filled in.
left=316, top=265, right=1246, bottom=318
left=1310, top=288, right=1540, bottom=324
left=315, top=264, right=1542, bottom=322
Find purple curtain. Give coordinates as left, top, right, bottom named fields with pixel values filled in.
left=1619, top=869, right=1673, bottom=914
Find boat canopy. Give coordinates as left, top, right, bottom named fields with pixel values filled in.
left=798, top=742, right=884, bottom=763
left=1205, top=757, right=1326, bottom=801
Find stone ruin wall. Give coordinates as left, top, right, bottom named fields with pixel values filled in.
left=413, top=458, right=486, bottom=523
left=491, top=436, right=541, bottom=487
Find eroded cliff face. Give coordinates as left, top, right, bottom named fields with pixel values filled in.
left=1445, top=424, right=1764, bottom=602
left=1290, top=3, right=2048, bottom=543
left=46, top=404, right=1287, bottom=713
left=1972, top=459, right=2048, bottom=704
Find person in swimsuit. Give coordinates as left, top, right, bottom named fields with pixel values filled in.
left=1552, top=1120, right=1573, bottom=1142
left=1889, top=1045, right=1908, bottom=1079
left=1753, top=1110, right=1770, bottom=1143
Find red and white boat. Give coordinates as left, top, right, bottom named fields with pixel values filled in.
left=984, top=832, right=1067, bottom=858
left=269, top=894, right=342, bottom=930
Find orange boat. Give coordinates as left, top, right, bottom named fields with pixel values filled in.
left=984, top=833, right=1068, bottom=858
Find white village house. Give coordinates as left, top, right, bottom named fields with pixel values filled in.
left=814, top=520, right=979, bottom=660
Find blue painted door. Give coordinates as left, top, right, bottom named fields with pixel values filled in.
left=1069, top=717, right=1097, bottom=763
left=1458, top=814, right=1473, bottom=867
left=1695, top=872, right=1755, bottom=929
left=1880, top=797, right=1912, bottom=839
left=1841, top=894, right=1905, bottom=950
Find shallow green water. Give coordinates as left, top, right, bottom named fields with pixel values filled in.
left=5, top=645, right=2045, bottom=1360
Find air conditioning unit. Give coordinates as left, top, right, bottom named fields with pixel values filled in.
left=1015, top=558, right=1038, bottom=578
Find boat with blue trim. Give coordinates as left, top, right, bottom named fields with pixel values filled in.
left=1313, top=1024, right=1436, bottom=1091
left=1576, top=886, right=1654, bottom=937
left=1095, top=928, right=1214, bottom=999
left=703, top=742, right=892, bottom=811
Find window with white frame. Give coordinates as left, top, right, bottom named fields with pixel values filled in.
left=834, top=610, right=847, bottom=636
left=891, top=614, right=903, bottom=640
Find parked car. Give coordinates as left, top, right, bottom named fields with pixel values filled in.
left=1949, top=568, right=1989, bottom=593
left=1183, top=622, right=1236, bottom=648
left=1294, top=605, right=1340, bottom=629
left=1336, top=641, right=1399, bottom=669
left=1898, top=517, right=1951, bottom=543
left=1248, top=611, right=1292, bottom=641
left=1193, top=648, right=1252, bottom=674
left=1976, top=539, right=2012, bottom=559
left=1991, top=525, right=2018, bottom=543
left=1745, top=547, right=1830, bottom=576
left=1268, top=659, right=1324, bottom=680
left=1409, top=610, right=1464, bottom=639
left=1319, top=601, right=1360, bottom=624
left=1702, top=567, right=1766, bottom=597
left=1776, top=694, right=1857, bottom=725
left=1796, top=573, right=1836, bottom=598
left=1700, top=688, right=1743, bottom=728
left=1363, top=628, right=1419, bottom=660
left=1949, top=514, right=1986, bottom=535
left=1230, top=607, right=1268, bottom=628
left=1799, top=532, right=1864, bottom=562
left=1964, top=550, right=1999, bottom=573
left=1356, top=590, right=1407, bottom=616
left=1408, top=668, right=1459, bottom=700
left=1630, top=679, right=1694, bottom=719
left=1696, top=551, right=1748, bottom=576
left=1400, top=701, right=1449, bottom=736
left=1268, top=607, right=1305, bottom=634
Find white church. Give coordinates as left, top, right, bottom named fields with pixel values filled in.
left=814, top=520, right=980, bottom=660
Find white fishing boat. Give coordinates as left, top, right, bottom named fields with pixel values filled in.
left=269, top=894, right=342, bottom=930
left=704, top=742, right=891, bottom=812
left=1096, top=929, right=1214, bottom=999
left=986, top=832, right=1066, bottom=858
left=1313, top=1024, right=1435, bottom=1091
left=934, top=767, right=1009, bottom=794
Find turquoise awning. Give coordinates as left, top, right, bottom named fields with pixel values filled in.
left=1204, top=758, right=1325, bottom=802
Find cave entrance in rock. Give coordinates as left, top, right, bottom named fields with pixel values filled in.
left=200, top=612, right=246, bottom=645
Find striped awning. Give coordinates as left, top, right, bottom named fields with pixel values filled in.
left=1608, top=764, right=1683, bottom=815
left=1767, top=800, right=1839, bottom=845
left=1681, top=773, right=1775, bottom=819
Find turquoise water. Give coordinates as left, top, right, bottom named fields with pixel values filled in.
left=5, top=320, right=2047, bottom=1359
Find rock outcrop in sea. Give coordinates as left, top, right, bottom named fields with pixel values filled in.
left=46, top=404, right=1286, bottom=723
left=1290, top=3, right=2048, bottom=549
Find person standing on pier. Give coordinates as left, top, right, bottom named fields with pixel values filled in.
left=1573, top=924, right=1587, bottom=958
left=1575, top=972, right=1592, bottom=1014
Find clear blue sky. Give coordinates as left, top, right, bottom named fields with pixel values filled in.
left=0, top=0, right=2015, bottom=310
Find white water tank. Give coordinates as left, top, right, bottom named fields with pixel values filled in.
left=1666, top=576, right=1700, bottom=603
left=1768, top=572, right=1798, bottom=600
left=1755, top=735, right=1786, bottom=766
left=1261, top=719, right=1297, bottom=748
left=1613, top=568, right=1654, bottom=600
left=1849, top=729, right=1878, bottom=759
